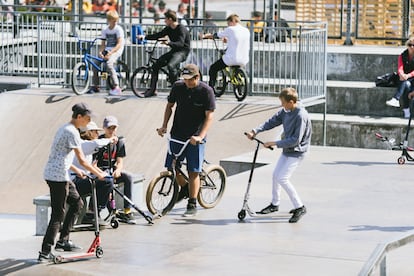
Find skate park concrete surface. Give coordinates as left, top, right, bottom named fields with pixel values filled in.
left=2, top=84, right=414, bottom=276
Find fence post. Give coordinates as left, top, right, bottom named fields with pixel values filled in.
left=343, top=0, right=353, bottom=45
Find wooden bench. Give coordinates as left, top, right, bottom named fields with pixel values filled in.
left=33, top=173, right=145, bottom=236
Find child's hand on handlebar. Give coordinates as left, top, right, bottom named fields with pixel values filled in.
left=263, top=141, right=276, bottom=149
left=245, top=131, right=256, bottom=140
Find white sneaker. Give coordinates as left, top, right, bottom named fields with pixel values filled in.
left=386, top=98, right=400, bottom=107
left=109, top=87, right=121, bottom=96
left=403, top=108, right=411, bottom=118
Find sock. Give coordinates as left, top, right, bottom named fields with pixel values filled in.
left=124, top=208, right=131, bottom=214
left=188, top=198, right=196, bottom=205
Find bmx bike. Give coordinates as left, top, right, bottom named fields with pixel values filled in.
left=209, top=38, right=249, bottom=102
left=130, top=39, right=202, bottom=97
left=71, top=34, right=129, bottom=95
left=146, top=136, right=227, bottom=216
left=130, top=39, right=177, bottom=98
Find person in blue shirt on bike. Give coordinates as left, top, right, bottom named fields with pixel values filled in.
left=138, top=9, right=191, bottom=98
left=202, top=14, right=250, bottom=97
left=156, top=64, right=216, bottom=217
left=88, top=10, right=125, bottom=96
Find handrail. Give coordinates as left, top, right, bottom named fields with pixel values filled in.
left=359, top=231, right=414, bottom=276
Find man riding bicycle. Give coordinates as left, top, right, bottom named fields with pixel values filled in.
left=138, top=9, right=191, bottom=98
left=202, top=14, right=250, bottom=97
left=88, top=10, right=125, bottom=96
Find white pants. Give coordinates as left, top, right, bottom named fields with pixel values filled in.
left=271, top=154, right=304, bottom=209
left=106, top=51, right=123, bottom=87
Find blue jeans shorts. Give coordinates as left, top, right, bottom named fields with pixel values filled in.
left=164, top=138, right=205, bottom=173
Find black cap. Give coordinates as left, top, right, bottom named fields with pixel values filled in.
left=72, top=102, right=93, bottom=117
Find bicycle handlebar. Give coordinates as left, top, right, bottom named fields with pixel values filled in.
left=244, top=132, right=274, bottom=150
left=166, top=136, right=205, bottom=158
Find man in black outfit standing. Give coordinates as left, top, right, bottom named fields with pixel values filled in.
left=140, top=9, right=191, bottom=97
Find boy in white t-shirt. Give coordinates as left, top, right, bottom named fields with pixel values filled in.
left=202, top=14, right=250, bottom=96
left=88, top=10, right=125, bottom=96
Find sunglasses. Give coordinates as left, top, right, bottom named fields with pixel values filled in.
left=408, top=43, right=414, bottom=47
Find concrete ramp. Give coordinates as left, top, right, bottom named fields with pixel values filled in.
left=0, top=88, right=280, bottom=214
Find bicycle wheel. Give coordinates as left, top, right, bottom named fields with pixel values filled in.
left=131, top=66, right=151, bottom=97
left=232, top=68, right=248, bottom=101
left=198, top=164, right=227, bottom=209
left=146, top=172, right=179, bottom=216
left=72, top=62, right=91, bottom=95
left=214, top=69, right=227, bottom=97
left=108, top=60, right=130, bottom=91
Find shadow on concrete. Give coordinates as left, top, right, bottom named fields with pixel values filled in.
left=322, top=161, right=402, bottom=167
left=219, top=103, right=277, bottom=121
left=0, top=258, right=38, bottom=274
left=349, top=225, right=414, bottom=232
left=45, top=95, right=71, bottom=104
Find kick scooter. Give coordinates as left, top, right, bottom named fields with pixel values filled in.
left=376, top=99, right=414, bottom=165
left=237, top=133, right=274, bottom=221
left=53, top=175, right=109, bottom=263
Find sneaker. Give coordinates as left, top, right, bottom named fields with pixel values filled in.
left=289, top=206, right=307, bottom=223
left=117, top=212, right=137, bottom=224
left=403, top=108, right=411, bottom=119
left=144, top=89, right=157, bottom=98
left=183, top=203, right=197, bottom=217
left=386, top=98, right=400, bottom=107
left=176, top=184, right=189, bottom=203
left=55, top=240, right=82, bottom=252
left=86, top=87, right=100, bottom=94
left=256, top=203, right=279, bottom=214
left=109, top=86, right=122, bottom=96
left=38, top=251, right=54, bottom=263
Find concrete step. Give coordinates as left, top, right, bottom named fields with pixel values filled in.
left=310, top=113, right=411, bottom=149
left=307, top=81, right=402, bottom=118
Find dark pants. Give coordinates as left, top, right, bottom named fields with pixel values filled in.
left=208, top=58, right=227, bottom=88
left=393, top=79, right=414, bottom=108
left=74, top=176, right=113, bottom=210
left=149, top=50, right=188, bottom=92
left=41, top=180, right=83, bottom=254
left=114, top=172, right=133, bottom=208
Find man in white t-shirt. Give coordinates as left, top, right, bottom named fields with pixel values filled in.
left=202, top=14, right=250, bottom=96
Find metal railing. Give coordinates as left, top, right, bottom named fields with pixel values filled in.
left=0, top=9, right=326, bottom=104
left=359, top=231, right=414, bottom=276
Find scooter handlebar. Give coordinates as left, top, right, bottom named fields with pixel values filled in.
left=244, top=132, right=274, bottom=150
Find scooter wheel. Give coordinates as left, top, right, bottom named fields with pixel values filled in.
left=238, top=210, right=246, bottom=221
left=111, top=219, right=119, bottom=229
left=398, top=156, right=406, bottom=165
left=53, top=255, right=63, bottom=264
left=96, top=246, right=104, bottom=258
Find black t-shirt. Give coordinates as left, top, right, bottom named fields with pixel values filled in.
left=94, top=134, right=126, bottom=171
left=145, top=24, right=191, bottom=54
left=168, top=80, right=216, bottom=140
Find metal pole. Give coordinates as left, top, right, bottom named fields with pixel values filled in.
left=139, top=0, right=143, bottom=24
left=343, top=0, right=353, bottom=45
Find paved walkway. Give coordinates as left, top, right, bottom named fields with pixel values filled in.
left=1, top=86, right=414, bottom=275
